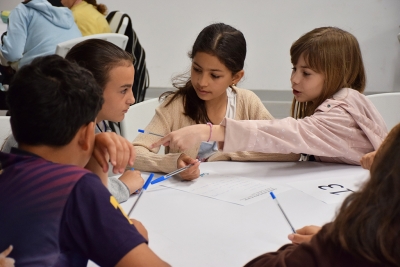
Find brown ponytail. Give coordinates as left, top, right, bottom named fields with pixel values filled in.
left=84, top=0, right=108, bottom=15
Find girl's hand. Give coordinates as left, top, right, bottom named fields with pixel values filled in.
left=119, top=169, right=145, bottom=195
left=151, top=125, right=210, bottom=151
left=0, top=245, right=15, bottom=267
left=177, top=154, right=200, bottom=181
left=288, top=225, right=321, bottom=244
left=93, top=132, right=136, bottom=174
left=360, top=151, right=377, bottom=170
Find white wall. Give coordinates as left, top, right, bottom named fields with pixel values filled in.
left=2, top=0, right=400, bottom=92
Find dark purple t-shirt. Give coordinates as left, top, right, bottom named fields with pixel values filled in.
left=0, top=149, right=147, bottom=267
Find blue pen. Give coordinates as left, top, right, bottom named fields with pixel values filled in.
left=270, top=192, right=296, bottom=234
left=150, top=162, right=198, bottom=185
left=128, top=173, right=154, bottom=216
left=138, top=129, right=164, bottom=138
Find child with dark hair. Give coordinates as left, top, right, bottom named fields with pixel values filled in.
left=152, top=27, right=387, bottom=167
left=2, top=39, right=143, bottom=203
left=0, top=55, right=169, bottom=267
left=132, top=23, right=299, bottom=180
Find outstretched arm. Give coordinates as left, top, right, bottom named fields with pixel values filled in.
left=151, top=124, right=226, bottom=152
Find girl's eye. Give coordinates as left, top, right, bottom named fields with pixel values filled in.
left=192, top=67, right=201, bottom=73
left=211, top=74, right=220, bottom=79
left=121, top=89, right=128, bottom=94
left=303, top=72, right=310, bottom=76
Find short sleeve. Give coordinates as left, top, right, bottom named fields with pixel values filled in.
left=60, top=173, right=147, bottom=266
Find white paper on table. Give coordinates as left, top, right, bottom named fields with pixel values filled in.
left=287, top=173, right=369, bottom=204
left=158, top=172, right=290, bottom=206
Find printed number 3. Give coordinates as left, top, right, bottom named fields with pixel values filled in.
left=318, top=184, right=354, bottom=195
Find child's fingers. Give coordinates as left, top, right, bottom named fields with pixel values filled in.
left=151, top=136, right=171, bottom=149
left=0, top=245, right=13, bottom=257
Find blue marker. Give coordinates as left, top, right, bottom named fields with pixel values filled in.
left=128, top=173, right=154, bottom=216
left=138, top=129, right=164, bottom=138
left=270, top=192, right=296, bottom=233
left=150, top=163, right=197, bottom=185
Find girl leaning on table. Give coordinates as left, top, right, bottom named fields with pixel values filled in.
left=244, top=122, right=400, bottom=266
left=151, top=27, right=388, bottom=167
left=132, top=22, right=299, bottom=180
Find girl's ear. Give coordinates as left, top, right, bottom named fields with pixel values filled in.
left=232, top=70, right=244, bottom=85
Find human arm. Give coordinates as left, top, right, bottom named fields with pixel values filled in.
left=0, top=246, right=15, bottom=267
left=360, top=151, right=376, bottom=170
left=115, top=243, right=170, bottom=267
left=244, top=223, right=356, bottom=267
left=288, top=225, right=321, bottom=244
left=151, top=124, right=225, bottom=152
left=133, top=99, right=200, bottom=173
left=118, top=169, right=144, bottom=194
left=108, top=170, right=145, bottom=203
left=210, top=87, right=299, bottom=162
left=61, top=174, right=168, bottom=266
left=153, top=102, right=379, bottom=164
left=1, top=5, right=28, bottom=62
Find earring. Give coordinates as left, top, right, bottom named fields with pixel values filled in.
left=231, top=83, right=236, bottom=87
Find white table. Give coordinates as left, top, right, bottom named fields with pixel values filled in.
left=89, top=161, right=368, bottom=267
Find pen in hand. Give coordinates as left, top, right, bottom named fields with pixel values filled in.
left=138, top=129, right=164, bottom=138
left=270, top=191, right=296, bottom=234
left=128, top=173, right=154, bottom=216
left=151, top=161, right=200, bottom=185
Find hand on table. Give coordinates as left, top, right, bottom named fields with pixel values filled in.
left=93, top=132, right=135, bottom=174
left=119, top=169, right=145, bottom=194
left=360, top=151, right=376, bottom=170
left=0, top=245, right=15, bottom=267
left=288, top=225, right=321, bottom=244
left=177, top=154, right=200, bottom=181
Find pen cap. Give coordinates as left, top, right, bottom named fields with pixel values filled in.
left=138, top=129, right=145, bottom=133
left=270, top=192, right=276, bottom=199
left=143, top=173, right=154, bottom=190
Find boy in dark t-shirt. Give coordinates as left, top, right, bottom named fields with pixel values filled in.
left=0, top=55, right=169, bottom=267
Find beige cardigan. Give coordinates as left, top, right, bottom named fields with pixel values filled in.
left=132, top=87, right=299, bottom=173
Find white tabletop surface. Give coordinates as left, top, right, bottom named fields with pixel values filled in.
left=88, top=161, right=369, bottom=267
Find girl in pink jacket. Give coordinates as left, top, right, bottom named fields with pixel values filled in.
left=151, top=27, right=388, bottom=165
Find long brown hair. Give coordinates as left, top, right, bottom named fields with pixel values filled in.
left=160, top=23, right=246, bottom=124
left=328, top=123, right=400, bottom=265
left=65, top=39, right=134, bottom=90
left=84, top=0, right=107, bottom=15
left=290, top=27, right=366, bottom=119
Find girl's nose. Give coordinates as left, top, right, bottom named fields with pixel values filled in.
left=127, top=89, right=135, bottom=105
left=290, top=70, right=300, bottom=85
left=198, top=74, right=208, bottom=87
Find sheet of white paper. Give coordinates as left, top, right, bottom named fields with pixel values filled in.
left=158, top=172, right=290, bottom=206
left=287, top=173, right=369, bottom=204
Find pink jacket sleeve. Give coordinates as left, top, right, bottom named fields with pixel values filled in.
left=221, top=104, right=380, bottom=165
